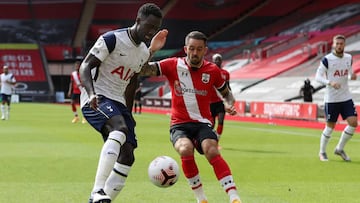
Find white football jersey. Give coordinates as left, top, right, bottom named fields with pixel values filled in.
left=0, top=72, right=16, bottom=95
left=315, top=52, right=353, bottom=103
left=81, top=28, right=150, bottom=107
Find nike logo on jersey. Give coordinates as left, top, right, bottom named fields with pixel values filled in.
left=120, top=53, right=126, bottom=56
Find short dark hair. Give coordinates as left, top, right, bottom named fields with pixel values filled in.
left=137, top=3, right=163, bottom=19
left=333, top=34, right=346, bottom=41
left=185, top=31, right=208, bottom=45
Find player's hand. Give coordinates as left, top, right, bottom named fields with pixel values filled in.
left=225, top=105, right=237, bottom=115
left=329, top=81, right=341, bottom=89
left=149, top=29, right=168, bottom=53
left=89, top=94, right=99, bottom=110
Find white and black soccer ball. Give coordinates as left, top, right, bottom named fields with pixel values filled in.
left=148, top=156, right=179, bottom=188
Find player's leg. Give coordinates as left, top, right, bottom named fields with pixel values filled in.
left=104, top=143, right=135, bottom=200
left=104, top=110, right=137, bottom=200
left=82, top=98, right=128, bottom=202
left=216, top=103, right=226, bottom=136
left=138, top=99, right=142, bottom=114
left=5, top=95, right=11, bottom=120
left=1, top=94, right=8, bottom=120
left=133, top=100, right=138, bottom=114
left=335, top=100, right=357, bottom=161
left=199, top=124, right=241, bottom=203
left=319, top=103, right=338, bottom=161
left=217, top=112, right=225, bottom=136
left=91, top=116, right=127, bottom=201
left=71, top=94, right=79, bottom=123
left=171, top=124, right=207, bottom=203
left=210, top=102, right=217, bottom=128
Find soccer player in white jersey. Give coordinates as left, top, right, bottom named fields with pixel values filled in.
left=315, top=34, right=357, bottom=162
left=141, top=31, right=242, bottom=203
left=80, top=3, right=167, bottom=203
left=0, top=65, right=16, bottom=120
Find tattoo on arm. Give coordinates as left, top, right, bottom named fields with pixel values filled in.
left=140, top=62, right=159, bottom=77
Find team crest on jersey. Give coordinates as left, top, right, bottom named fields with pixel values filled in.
left=201, top=73, right=210, bottom=83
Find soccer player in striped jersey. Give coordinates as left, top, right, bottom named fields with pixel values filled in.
left=141, top=31, right=242, bottom=203
left=315, top=34, right=357, bottom=162
left=80, top=3, right=167, bottom=203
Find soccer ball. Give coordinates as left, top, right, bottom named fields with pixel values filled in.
left=148, top=156, right=179, bottom=188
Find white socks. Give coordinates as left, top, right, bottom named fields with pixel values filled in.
left=319, top=126, right=333, bottom=153
left=104, top=163, right=131, bottom=200
left=320, top=125, right=355, bottom=153
left=91, top=131, right=126, bottom=195
left=336, top=125, right=355, bottom=150
left=1, top=104, right=5, bottom=118
left=187, top=175, right=207, bottom=202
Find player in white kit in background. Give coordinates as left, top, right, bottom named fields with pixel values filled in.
left=316, top=34, right=357, bottom=162
left=0, top=65, right=16, bottom=120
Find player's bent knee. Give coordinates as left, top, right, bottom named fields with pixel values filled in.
left=109, top=130, right=126, bottom=146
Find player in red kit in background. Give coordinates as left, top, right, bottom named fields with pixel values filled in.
left=68, top=60, right=86, bottom=123
left=141, top=31, right=242, bottom=203
left=209, top=53, right=231, bottom=148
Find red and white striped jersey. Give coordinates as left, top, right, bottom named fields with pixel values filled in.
left=157, top=57, right=226, bottom=126
left=71, top=71, right=81, bottom=94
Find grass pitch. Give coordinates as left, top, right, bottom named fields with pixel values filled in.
left=1, top=103, right=360, bottom=203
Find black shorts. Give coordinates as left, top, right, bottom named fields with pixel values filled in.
left=210, top=101, right=225, bottom=117
left=134, top=92, right=142, bottom=101
left=170, top=122, right=218, bottom=154
left=71, top=93, right=80, bottom=102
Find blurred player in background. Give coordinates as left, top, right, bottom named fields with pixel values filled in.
left=79, top=3, right=166, bottom=203
left=133, top=81, right=143, bottom=114
left=0, top=65, right=16, bottom=120
left=141, top=31, right=242, bottom=203
left=316, top=34, right=357, bottom=162
left=210, top=53, right=230, bottom=148
left=67, top=60, right=86, bottom=123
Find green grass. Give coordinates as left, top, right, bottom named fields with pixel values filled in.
left=1, top=103, right=360, bottom=203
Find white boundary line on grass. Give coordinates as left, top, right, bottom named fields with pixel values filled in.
left=225, top=122, right=360, bottom=142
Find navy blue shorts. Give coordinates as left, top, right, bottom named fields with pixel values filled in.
left=324, top=99, right=357, bottom=122
left=1, top=94, right=11, bottom=103
left=81, top=96, right=137, bottom=147
left=170, top=122, right=218, bottom=154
